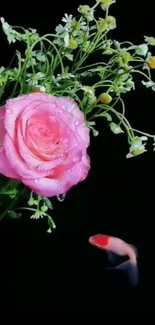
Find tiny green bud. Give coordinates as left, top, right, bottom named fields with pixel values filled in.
left=78, top=5, right=90, bottom=14
left=98, top=93, right=112, bottom=104
left=105, top=16, right=116, bottom=29
left=136, top=44, right=148, bottom=56
left=98, top=19, right=108, bottom=32
left=110, top=122, right=124, bottom=134
left=28, top=199, right=35, bottom=206
left=132, top=148, right=146, bottom=156
left=100, top=0, right=116, bottom=10
left=41, top=205, right=48, bottom=212
left=122, top=52, right=132, bottom=63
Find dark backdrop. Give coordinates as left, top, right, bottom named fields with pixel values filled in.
left=0, top=1, right=155, bottom=324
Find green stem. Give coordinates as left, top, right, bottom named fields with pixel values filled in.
left=129, top=128, right=155, bottom=139
left=0, top=188, right=26, bottom=222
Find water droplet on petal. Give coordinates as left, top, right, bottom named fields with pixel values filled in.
left=35, top=179, right=39, bottom=183
left=73, top=156, right=80, bottom=163
left=6, top=109, right=12, bottom=114
left=75, top=120, right=80, bottom=126
left=57, top=193, right=66, bottom=202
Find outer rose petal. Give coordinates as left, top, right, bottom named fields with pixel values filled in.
left=22, top=153, right=90, bottom=197
left=0, top=107, right=5, bottom=146
left=0, top=108, right=19, bottom=179
left=56, top=97, right=85, bottom=121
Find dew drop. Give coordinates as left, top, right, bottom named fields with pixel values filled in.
left=72, top=156, right=80, bottom=163
left=6, top=109, right=12, bottom=114
left=75, top=120, right=80, bottom=126
left=66, top=106, right=72, bottom=113
left=35, top=179, right=39, bottom=183
left=57, top=193, right=66, bottom=202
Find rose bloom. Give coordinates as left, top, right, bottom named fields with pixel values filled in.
left=0, top=92, right=90, bottom=197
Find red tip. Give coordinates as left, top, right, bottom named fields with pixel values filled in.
left=89, top=234, right=110, bottom=247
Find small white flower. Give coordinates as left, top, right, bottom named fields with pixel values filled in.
left=64, top=32, right=69, bottom=47
left=55, top=24, right=65, bottom=34
left=110, top=122, right=124, bottom=134
left=35, top=72, right=45, bottom=79
left=56, top=72, right=75, bottom=80
left=126, top=137, right=147, bottom=158
left=62, top=14, right=73, bottom=24
left=29, top=28, right=37, bottom=33
left=144, top=36, right=155, bottom=46
left=47, top=228, right=52, bottom=233
left=64, top=53, right=73, bottom=61
left=0, top=66, right=5, bottom=74
left=136, top=44, right=148, bottom=56
left=36, top=52, right=46, bottom=62
left=142, top=80, right=154, bottom=88
left=100, top=0, right=116, bottom=10
left=81, top=86, right=94, bottom=95
left=34, top=85, right=46, bottom=92
left=0, top=17, right=12, bottom=34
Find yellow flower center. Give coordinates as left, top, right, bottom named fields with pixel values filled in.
left=69, top=39, right=78, bottom=50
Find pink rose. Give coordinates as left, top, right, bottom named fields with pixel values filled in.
left=0, top=92, right=90, bottom=197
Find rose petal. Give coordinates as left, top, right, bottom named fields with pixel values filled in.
left=5, top=99, right=43, bottom=140
left=0, top=108, right=19, bottom=179
left=0, top=107, right=5, bottom=146
left=19, top=103, right=83, bottom=171
left=21, top=177, right=61, bottom=197
left=56, top=97, right=85, bottom=121
left=58, top=153, right=90, bottom=193
left=0, top=149, right=19, bottom=179
left=21, top=153, right=90, bottom=197
left=4, top=135, right=53, bottom=179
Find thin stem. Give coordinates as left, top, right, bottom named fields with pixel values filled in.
left=129, top=128, right=155, bottom=139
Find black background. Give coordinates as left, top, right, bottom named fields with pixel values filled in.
left=0, top=0, right=155, bottom=323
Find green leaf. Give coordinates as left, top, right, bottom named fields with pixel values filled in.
left=43, top=197, right=53, bottom=210
left=8, top=210, right=22, bottom=219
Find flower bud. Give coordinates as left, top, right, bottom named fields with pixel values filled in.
left=123, top=52, right=132, bottom=63
left=110, top=122, right=124, bottom=134
left=98, top=93, right=112, bottom=104
left=100, top=0, right=116, bottom=10
left=132, top=148, right=146, bottom=156
left=32, top=87, right=43, bottom=93
left=78, top=5, right=90, bottom=14
left=144, top=36, right=155, bottom=46
left=105, top=16, right=116, bottom=29
left=148, top=56, right=155, bottom=69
